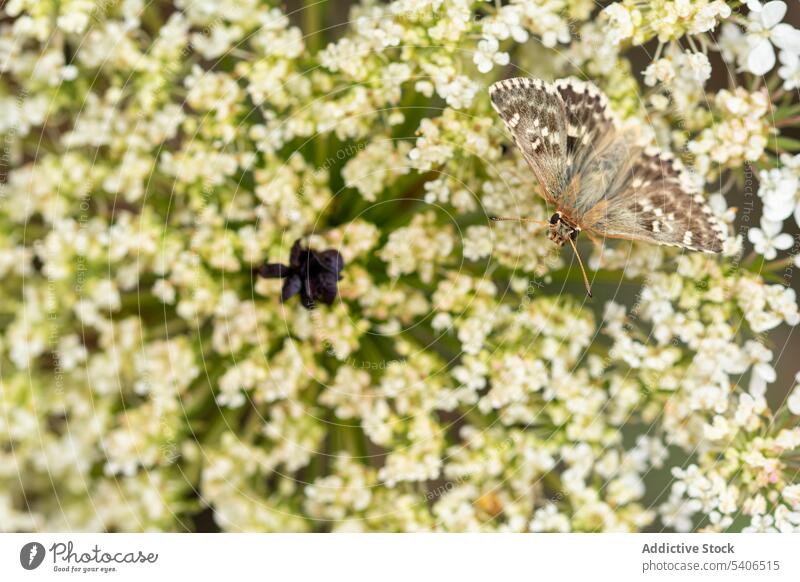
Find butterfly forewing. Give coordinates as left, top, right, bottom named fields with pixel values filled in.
left=553, top=78, right=615, bottom=172
left=490, top=76, right=726, bottom=254
left=489, top=78, right=568, bottom=204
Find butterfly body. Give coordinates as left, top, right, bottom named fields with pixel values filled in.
left=489, top=77, right=727, bottom=255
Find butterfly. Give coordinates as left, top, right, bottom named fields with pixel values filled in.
left=488, top=77, right=727, bottom=297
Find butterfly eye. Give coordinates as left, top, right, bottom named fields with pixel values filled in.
left=570, top=229, right=578, bottom=241
left=549, top=213, right=560, bottom=225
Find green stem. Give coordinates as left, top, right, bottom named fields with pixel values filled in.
left=762, top=256, right=796, bottom=273
left=303, top=0, right=324, bottom=55
left=742, top=251, right=759, bottom=269
left=545, top=266, right=642, bottom=287
left=776, top=115, right=800, bottom=128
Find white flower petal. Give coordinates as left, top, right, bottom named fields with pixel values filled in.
left=772, top=23, right=800, bottom=52
left=747, top=39, right=776, bottom=75
left=761, top=218, right=784, bottom=237
left=761, top=1, right=787, bottom=29
left=709, top=193, right=728, bottom=214
left=788, top=384, right=800, bottom=415
left=748, top=228, right=767, bottom=246
left=779, top=49, right=800, bottom=67
left=750, top=375, right=768, bottom=397
left=773, top=232, right=795, bottom=251
left=747, top=0, right=764, bottom=11
left=764, top=201, right=795, bottom=221
left=755, top=362, right=777, bottom=383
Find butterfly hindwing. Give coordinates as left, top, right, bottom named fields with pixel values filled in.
left=489, top=78, right=568, bottom=204
left=580, top=143, right=726, bottom=253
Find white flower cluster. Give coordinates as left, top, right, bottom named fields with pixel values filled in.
left=603, top=0, right=731, bottom=46
left=749, top=153, right=800, bottom=261
left=719, top=1, right=800, bottom=77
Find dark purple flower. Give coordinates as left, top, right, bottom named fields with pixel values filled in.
left=257, top=239, right=344, bottom=309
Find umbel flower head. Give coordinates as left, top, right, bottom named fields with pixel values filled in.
left=258, top=239, right=344, bottom=309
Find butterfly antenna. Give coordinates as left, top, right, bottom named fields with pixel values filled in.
left=567, top=236, right=593, bottom=298
left=490, top=216, right=547, bottom=226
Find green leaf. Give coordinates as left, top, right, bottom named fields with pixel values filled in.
left=769, top=136, right=800, bottom=153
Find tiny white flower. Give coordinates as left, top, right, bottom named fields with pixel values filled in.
left=785, top=483, right=800, bottom=507
left=746, top=340, right=776, bottom=395
left=718, top=23, right=747, bottom=64
left=748, top=218, right=794, bottom=259
left=414, top=80, right=434, bottom=98
left=745, top=1, right=800, bottom=76
left=684, top=51, right=712, bottom=83
left=788, top=373, right=800, bottom=415
left=758, top=167, right=798, bottom=221
left=778, top=50, right=800, bottom=89
left=643, top=58, right=676, bottom=86
left=473, top=36, right=509, bottom=74
left=485, top=6, right=528, bottom=43
left=709, top=193, right=736, bottom=224
left=604, top=3, right=635, bottom=46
